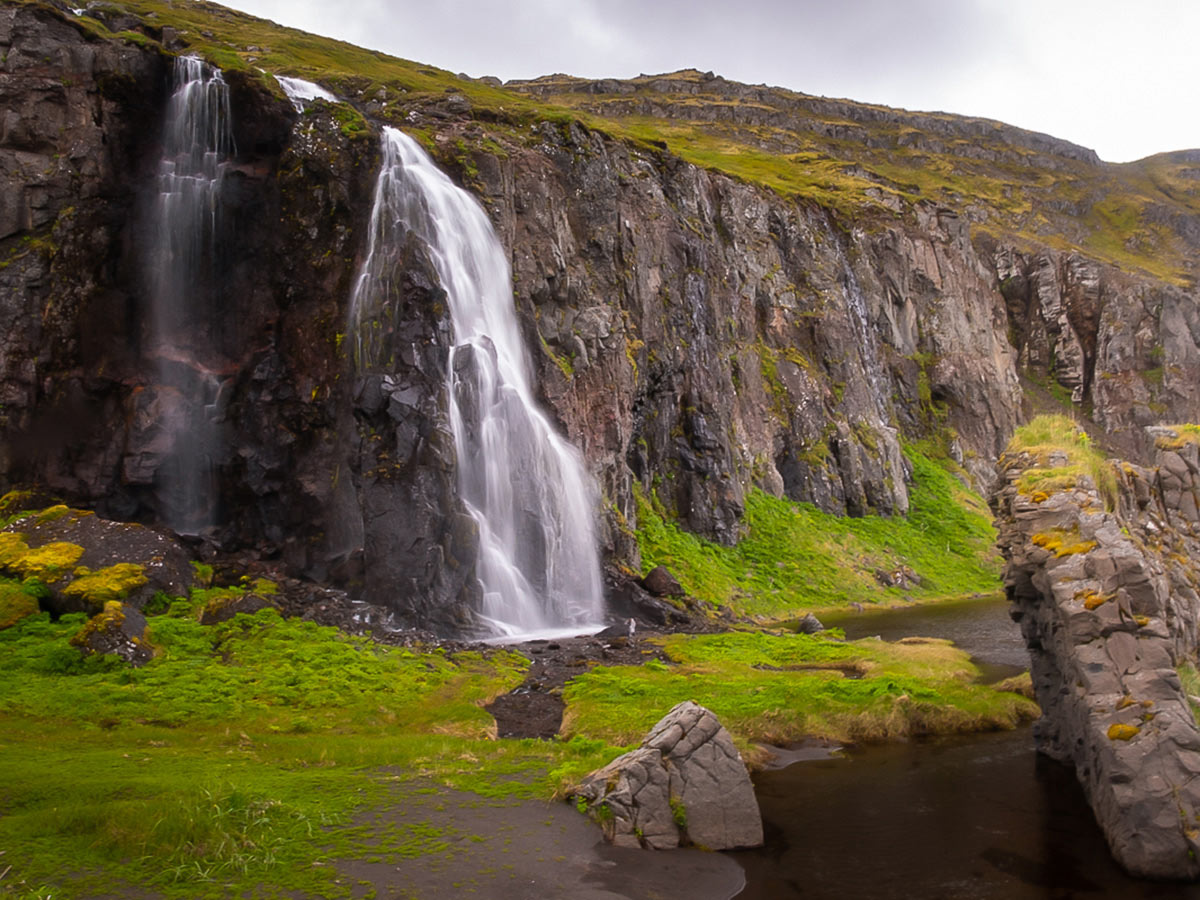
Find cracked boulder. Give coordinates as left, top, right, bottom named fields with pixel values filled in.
left=570, top=701, right=762, bottom=850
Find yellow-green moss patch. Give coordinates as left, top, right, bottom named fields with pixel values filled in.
left=1107, top=722, right=1140, bottom=741
left=0, top=534, right=85, bottom=582
left=64, top=563, right=149, bottom=607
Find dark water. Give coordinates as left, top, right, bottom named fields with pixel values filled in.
left=735, top=597, right=1200, bottom=899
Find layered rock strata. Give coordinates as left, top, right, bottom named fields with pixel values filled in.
left=993, top=431, right=1200, bottom=879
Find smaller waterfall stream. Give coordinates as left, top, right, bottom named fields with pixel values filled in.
left=146, top=56, right=234, bottom=534
left=350, top=127, right=605, bottom=638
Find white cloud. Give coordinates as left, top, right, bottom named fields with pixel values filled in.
left=222, top=0, right=1200, bottom=161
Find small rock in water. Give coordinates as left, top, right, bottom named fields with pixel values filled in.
left=795, top=613, right=824, bottom=634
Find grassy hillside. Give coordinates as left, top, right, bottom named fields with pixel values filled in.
left=30, top=0, right=1199, bottom=286
left=634, top=449, right=1002, bottom=621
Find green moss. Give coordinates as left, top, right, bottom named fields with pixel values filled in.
left=0, top=607, right=608, bottom=897
left=331, top=102, right=370, bottom=139
left=634, top=448, right=1000, bottom=619
left=64, top=563, right=149, bottom=608
left=0, top=579, right=40, bottom=630
left=0, top=535, right=85, bottom=583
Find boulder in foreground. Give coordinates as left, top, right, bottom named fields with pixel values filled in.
left=570, top=701, right=763, bottom=850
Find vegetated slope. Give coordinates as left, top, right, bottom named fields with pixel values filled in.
left=510, top=70, right=1200, bottom=287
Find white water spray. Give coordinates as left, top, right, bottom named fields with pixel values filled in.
left=350, top=127, right=605, bottom=637
left=274, top=74, right=337, bottom=112
left=146, top=56, right=233, bottom=533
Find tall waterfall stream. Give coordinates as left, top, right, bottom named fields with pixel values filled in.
left=350, top=127, right=605, bottom=638
left=145, top=56, right=233, bottom=534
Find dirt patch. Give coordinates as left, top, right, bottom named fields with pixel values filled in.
left=486, top=633, right=668, bottom=739
left=327, top=783, right=745, bottom=900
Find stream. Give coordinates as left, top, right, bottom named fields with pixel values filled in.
left=731, top=596, right=1200, bottom=899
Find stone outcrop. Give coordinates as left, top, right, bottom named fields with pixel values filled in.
left=993, top=431, right=1200, bottom=879
left=0, top=502, right=194, bottom=616
left=69, top=599, right=152, bottom=665
left=571, top=701, right=763, bottom=850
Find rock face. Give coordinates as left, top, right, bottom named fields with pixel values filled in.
left=993, top=433, right=1200, bottom=879
left=4, top=4, right=1200, bottom=632
left=571, top=701, right=763, bottom=850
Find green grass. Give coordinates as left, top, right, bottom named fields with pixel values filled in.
left=1153, top=423, right=1200, bottom=451
left=634, top=449, right=1001, bottom=619
left=0, top=607, right=618, bottom=898
left=1004, top=414, right=1117, bottom=508
left=561, top=631, right=1037, bottom=753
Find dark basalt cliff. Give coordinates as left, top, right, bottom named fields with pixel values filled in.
left=3, top=2, right=1200, bottom=633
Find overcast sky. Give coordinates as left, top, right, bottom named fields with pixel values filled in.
left=222, top=0, right=1197, bottom=163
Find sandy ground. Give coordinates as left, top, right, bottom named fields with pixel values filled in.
left=325, top=785, right=747, bottom=900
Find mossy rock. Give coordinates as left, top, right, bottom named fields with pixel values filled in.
left=199, top=590, right=278, bottom=625
left=0, top=489, right=62, bottom=524
left=0, top=581, right=40, bottom=630
left=1, top=507, right=194, bottom=616
left=70, top=600, right=153, bottom=666
left=64, top=564, right=150, bottom=613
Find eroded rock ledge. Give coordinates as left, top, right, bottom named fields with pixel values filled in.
left=993, top=431, right=1200, bottom=880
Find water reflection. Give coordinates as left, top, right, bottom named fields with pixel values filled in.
left=737, top=597, right=1200, bottom=898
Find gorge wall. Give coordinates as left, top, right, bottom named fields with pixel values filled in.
left=3, top=2, right=1200, bottom=630
left=993, top=428, right=1200, bottom=879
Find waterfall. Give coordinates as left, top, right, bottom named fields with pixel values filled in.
left=146, top=56, right=234, bottom=534
left=350, top=127, right=605, bottom=638
left=274, top=74, right=337, bottom=112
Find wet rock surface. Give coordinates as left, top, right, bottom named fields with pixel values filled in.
left=993, top=432, right=1200, bottom=880
left=571, top=700, right=763, bottom=851
left=486, top=632, right=668, bottom=739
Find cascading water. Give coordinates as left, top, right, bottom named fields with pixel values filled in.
left=350, top=127, right=605, bottom=638
left=274, top=74, right=337, bottom=112
left=145, top=56, right=234, bottom=533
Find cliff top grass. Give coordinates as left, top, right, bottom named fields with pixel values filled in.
left=634, top=448, right=1001, bottom=620
left=1005, top=414, right=1118, bottom=508
left=27, top=1, right=1198, bottom=286
left=1153, top=423, right=1200, bottom=451
left=514, top=71, right=1199, bottom=286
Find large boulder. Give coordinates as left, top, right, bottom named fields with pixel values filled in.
left=570, top=701, right=763, bottom=850
left=0, top=502, right=194, bottom=616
